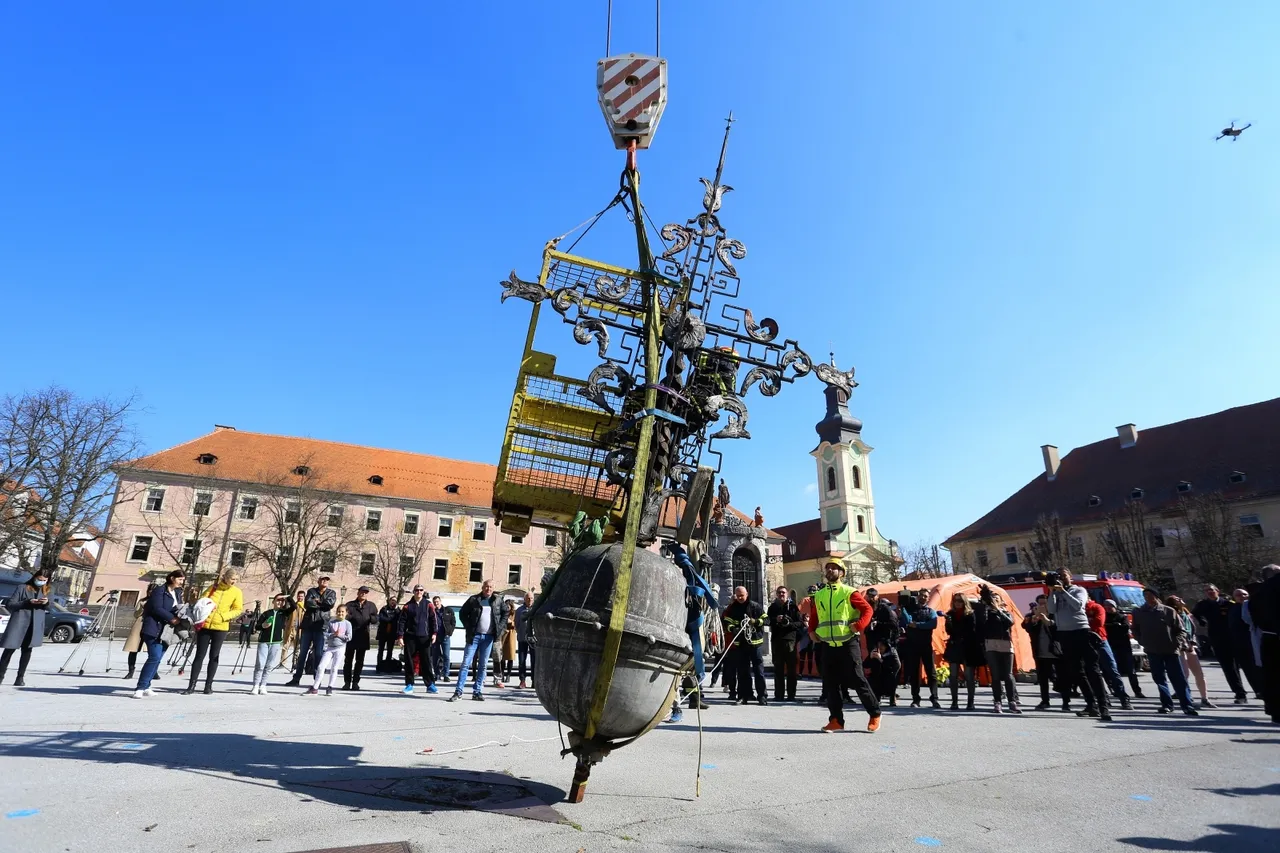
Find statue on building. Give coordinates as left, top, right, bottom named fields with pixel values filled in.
left=717, top=478, right=731, bottom=513
left=753, top=506, right=764, bottom=528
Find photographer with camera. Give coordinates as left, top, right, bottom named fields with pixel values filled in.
left=864, top=588, right=902, bottom=707
left=767, top=585, right=801, bottom=702
left=975, top=584, right=1020, bottom=714
left=900, top=592, right=941, bottom=708
left=1046, top=568, right=1112, bottom=722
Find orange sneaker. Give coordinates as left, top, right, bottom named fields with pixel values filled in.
left=867, top=715, right=882, bottom=733
left=820, top=719, right=844, bottom=734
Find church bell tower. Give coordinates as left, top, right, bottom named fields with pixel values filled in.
left=811, top=383, right=878, bottom=559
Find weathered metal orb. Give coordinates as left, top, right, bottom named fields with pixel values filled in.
left=533, top=543, right=691, bottom=741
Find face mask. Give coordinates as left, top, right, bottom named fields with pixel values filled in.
left=33, top=580, right=47, bottom=587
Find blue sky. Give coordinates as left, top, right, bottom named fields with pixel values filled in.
left=2, top=2, right=1277, bottom=555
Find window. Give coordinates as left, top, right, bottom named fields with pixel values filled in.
left=975, top=549, right=989, bottom=569
left=1150, top=527, right=1166, bottom=549
left=1176, top=481, right=1192, bottom=494
left=400, top=555, right=415, bottom=574
left=317, top=550, right=336, bottom=573
left=825, top=467, right=837, bottom=493
left=239, top=496, right=258, bottom=520
left=143, top=488, right=165, bottom=512
left=438, top=516, right=454, bottom=537
left=1240, top=515, right=1265, bottom=538
left=511, top=534, right=524, bottom=544
left=1130, top=488, right=1145, bottom=500
left=368, top=475, right=384, bottom=486
left=403, top=512, right=420, bottom=536
left=180, top=538, right=202, bottom=566
left=469, top=561, right=483, bottom=583
left=445, top=483, right=460, bottom=494
left=293, top=465, right=311, bottom=476
left=1088, top=495, right=1102, bottom=507
left=545, top=530, right=558, bottom=547
left=433, top=558, right=449, bottom=581
left=472, top=520, right=487, bottom=541
left=192, top=490, right=213, bottom=517
left=1230, top=471, right=1247, bottom=484
left=852, top=466, right=862, bottom=490
left=197, top=453, right=217, bottom=465
left=1005, top=546, right=1019, bottom=565
left=1068, top=536, right=1085, bottom=558
left=856, top=515, right=865, bottom=534
left=285, top=500, right=301, bottom=524
left=365, top=509, right=382, bottom=532
left=128, top=535, right=153, bottom=562
left=359, top=553, right=376, bottom=575
left=276, top=545, right=293, bottom=570
left=508, top=564, right=522, bottom=585
left=327, top=505, right=344, bottom=528
left=229, top=542, right=248, bottom=568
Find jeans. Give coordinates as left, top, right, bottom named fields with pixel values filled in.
left=189, top=629, right=227, bottom=688
left=949, top=662, right=977, bottom=704
left=985, top=650, right=1019, bottom=706
left=771, top=636, right=798, bottom=700
left=433, top=635, right=452, bottom=680
left=314, top=648, right=343, bottom=689
left=253, top=643, right=282, bottom=688
left=1057, top=629, right=1109, bottom=712
left=518, top=642, right=535, bottom=684
left=403, top=634, right=435, bottom=687
left=293, top=628, right=324, bottom=680
left=822, top=638, right=880, bottom=724
left=1149, top=652, right=1194, bottom=709
left=455, top=634, right=495, bottom=696
left=735, top=643, right=767, bottom=701
left=1097, top=638, right=1130, bottom=699
left=137, top=636, right=166, bottom=690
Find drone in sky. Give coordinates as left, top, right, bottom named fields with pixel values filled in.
left=1216, top=121, right=1252, bottom=141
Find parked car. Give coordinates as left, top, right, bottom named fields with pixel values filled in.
left=0, top=604, right=9, bottom=636
left=44, top=601, right=96, bottom=643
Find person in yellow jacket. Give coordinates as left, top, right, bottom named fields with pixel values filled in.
left=184, top=569, right=244, bottom=695
left=806, top=562, right=882, bottom=733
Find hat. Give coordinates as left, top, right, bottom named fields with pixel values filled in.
left=1103, top=598, right=1117, bottom=608
left=357, top=585, right=370, bottom=593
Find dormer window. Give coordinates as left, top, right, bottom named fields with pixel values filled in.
left=1229, top=471, right=1246, bottom=484
left=368, top=475, right=384, bottom=486
left=1176, top=481, right=1191, bottom=493
left=1088, top=495, right=1102, bottom=507
left=1130, top=488, right=1145, bottom=500
left=444, top=483, right=460, bottom=494
left=197, top=453, right=218, bottom=465
left=293, top=465, right=311, bottom=476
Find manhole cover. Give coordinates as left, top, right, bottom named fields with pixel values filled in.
left=299, top=770, right=565, bottom=824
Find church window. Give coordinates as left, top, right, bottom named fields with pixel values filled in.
left=856, top=515, right=865, bottom=533
left=825, top=466, right=837, bottom=493
left=852, top=466, right=862, bottom=490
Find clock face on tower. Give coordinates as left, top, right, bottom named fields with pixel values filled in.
left=821, top=447, right=834, bottom=463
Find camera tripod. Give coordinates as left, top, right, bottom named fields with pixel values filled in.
left=59, top=591, right=120, bottom=675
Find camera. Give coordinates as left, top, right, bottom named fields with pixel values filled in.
left=978, top=584, right=994, bottom=602
left=1044, top=571, right=1066, bottom=588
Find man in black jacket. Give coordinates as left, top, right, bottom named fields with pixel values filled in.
left=432, top=595, right=458, bottom=683
left=376, top=597, right=400, bottom=672
left=286, top=576, right=337, bottom=686
left=723, top=586, right=768, bottom=705
left=342, top=586, right=379, bottom=690
left=397, top=585, right=439, bottom=695
left=1248, top=565, right=1280, bottom=724
left=864, top=589, right=902, bottom=707
left=1192, top=584, right=1249, bottom=703
left=767, top=586, right=801, bottom=702
left=451, top=580, right=507, bottom=701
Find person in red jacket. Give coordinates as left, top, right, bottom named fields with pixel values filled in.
left=807, top=562, right=881, bottom=733
left=1084, top=598, right=1133, bottom=711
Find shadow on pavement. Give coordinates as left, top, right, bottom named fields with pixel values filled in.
left=1117, top=822, right=1280, bottom=851
left=1195, top=782, right=1280, bottom=798
left=0, top=728, right=567, bottom=821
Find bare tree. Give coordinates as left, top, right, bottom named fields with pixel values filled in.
left=1097, top=500, right=1165, bottom=586
left=1168, top=493, right=1278, bottom=593
left=368, top=527, right=436, bottom=603
left=1018, top=513, right=1105, bottom=576
left=904, top=541, right=953, bottom=579
left=117, top=466, right=230, bottom=596
left=0, top=387, right=141, bottom=575
left=240, top=458, right=362, bottom=596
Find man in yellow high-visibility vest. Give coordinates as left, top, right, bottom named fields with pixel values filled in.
left=806, top=561, right=881, bottom=733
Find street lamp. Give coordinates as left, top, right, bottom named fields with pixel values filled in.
left=785, top=539, right=797, bottom=558
left=340, top=585, right=347, bottom=602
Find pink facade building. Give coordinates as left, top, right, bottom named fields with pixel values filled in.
left=91, top=426, right=563, bottom=610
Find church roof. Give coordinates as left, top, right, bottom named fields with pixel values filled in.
left=943, top=397, right=1280, bottom=546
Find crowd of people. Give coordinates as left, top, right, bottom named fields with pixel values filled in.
left=2, top=559, right=1278, bottom=734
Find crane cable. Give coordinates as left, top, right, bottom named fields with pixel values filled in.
left=605, top=0, right=661, bottom=56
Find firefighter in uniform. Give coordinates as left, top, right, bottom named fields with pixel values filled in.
left=807, top=561, right=882, bottom=732
left=722, top=586, right=768, bottom=705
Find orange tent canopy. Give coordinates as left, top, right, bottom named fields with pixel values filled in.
left=857, top=573, right=1036, bottom=673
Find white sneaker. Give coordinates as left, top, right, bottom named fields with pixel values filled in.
left=133, top=689, right=147, bottom=699
left=259, top=685, right=270, bottom=695
left=143, top=688, right=155, bottom=697
left=250, top=685, right=260, bottom=695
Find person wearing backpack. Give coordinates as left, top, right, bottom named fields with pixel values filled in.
left=184, top=569, right=243, bottom=695
left=287, top=576, right=337, bottom=687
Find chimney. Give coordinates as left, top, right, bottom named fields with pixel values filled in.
left=1041, top=445, right=1060, bottom=480
left=213, top=424, right=237, bottom=432
left=1116, top=423, right=1138, bottom=449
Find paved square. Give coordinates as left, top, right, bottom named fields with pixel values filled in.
left=1, top=644, right=1277, bottom=852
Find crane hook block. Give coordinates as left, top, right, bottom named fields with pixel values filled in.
left=596, top=54, right=668, bottom=150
